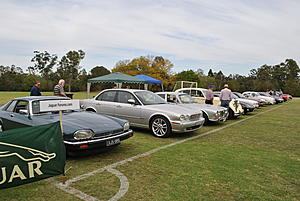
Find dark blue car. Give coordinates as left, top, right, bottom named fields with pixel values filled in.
left=0, top=96, right=133, bottom=153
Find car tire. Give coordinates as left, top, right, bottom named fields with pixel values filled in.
left=150, top=116, right=172, bottom=138
left=203, top=113, right=209, bottom=125
left=228, top=109, right=234, bottom=119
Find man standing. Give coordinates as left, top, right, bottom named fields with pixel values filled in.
left=220, top=84, right=232, bottom=108
left=30, top=81, right=41, bottom=96
left=54, top=79, right=67, bottom=97
left=205, top=85, right=214, bottom=105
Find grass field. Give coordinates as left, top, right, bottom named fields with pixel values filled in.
left=0, top=92, right=299, bottom=201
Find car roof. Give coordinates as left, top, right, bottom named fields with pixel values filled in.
left=102, top=88, right=148, bottom=93
left=14, top=96, right=70, bottom=101
left=156, top=92, right=184, bottom=95
left=176, top=87, right=207, bottom=90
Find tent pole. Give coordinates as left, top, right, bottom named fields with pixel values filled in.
left=87, top=82, right=91, bottom=98
left=161, top=84, right=164, bottom=92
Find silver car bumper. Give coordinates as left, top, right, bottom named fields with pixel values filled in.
left=64, top=130, right=133, bottom=145
left=171, top=118, right=205, bottom=133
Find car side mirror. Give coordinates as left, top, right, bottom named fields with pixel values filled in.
left=127, top=99, right=136, bottom=105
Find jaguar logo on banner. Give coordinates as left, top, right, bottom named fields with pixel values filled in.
left=0, top=122, right=65, bottom=189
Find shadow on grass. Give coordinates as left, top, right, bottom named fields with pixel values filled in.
left=67, top=144, right=123, bottom=159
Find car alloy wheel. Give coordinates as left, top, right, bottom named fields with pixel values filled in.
left=151, top=116, right=171, bottom=138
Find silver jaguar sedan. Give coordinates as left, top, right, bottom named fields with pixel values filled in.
left=80, top=89, right=205, bottom=138
left=156, top=92, right=228, bottom=125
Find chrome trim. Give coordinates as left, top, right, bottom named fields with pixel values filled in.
left=64, top=130, right=133, bottom=145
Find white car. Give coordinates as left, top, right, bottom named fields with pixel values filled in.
left=175, top=88, right=243, bottom=118
left=242, top=91, right=276, bottom=105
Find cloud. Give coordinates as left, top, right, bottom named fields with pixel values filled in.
left=0, top=0, right=299, bottom=75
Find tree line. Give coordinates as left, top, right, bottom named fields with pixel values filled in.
left=0, top=51, right=299, bottom=96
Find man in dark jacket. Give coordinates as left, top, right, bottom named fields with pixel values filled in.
left=30, top=81, right=41, bottom=96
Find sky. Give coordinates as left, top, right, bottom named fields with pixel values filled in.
left=0, top=0, right=299, bottom=75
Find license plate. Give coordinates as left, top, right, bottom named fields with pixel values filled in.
left=106, top=138, right=120, bottom=146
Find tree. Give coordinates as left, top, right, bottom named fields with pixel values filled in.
left=175, top=70, right=200, bottom=83
left=112, top=55, right=173, bottom=85
left=0, top=65, right=26, bottom=91
left=90, top=66, right=110, bottom=78
left=284, top=59, right=300, bottom=80
left=196, top=68, right=204, bottom=76
left=30, top=51, right=57, bottom=77
left=89, top=66, right=111, bottom=91
left=208, top=69, right=214, bottom=77
left=57, top=50, right=85, bottom=92
left=30, top=51, right=58, bottom=89
left=215, top=70, right=225, bottom=90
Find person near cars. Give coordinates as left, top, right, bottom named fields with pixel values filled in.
left=30, top=81, right=42, bottom=96
left=54, top=79, right=67, bottom=97
left=205, top=85, right=214, bottom=105
left=220, top=84, right=232, bottom=108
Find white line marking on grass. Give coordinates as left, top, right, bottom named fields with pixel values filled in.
left=52, top=105, right=282, bottom=201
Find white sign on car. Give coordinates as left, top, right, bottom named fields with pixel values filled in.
left=39, top=100, right=80, bottom=112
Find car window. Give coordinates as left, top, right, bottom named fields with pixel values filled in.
left=191, top=90, right=204, bottom=97
left=157, top=94, right=165, bottom=99
left=5, top=100, right=18, bottom=112
left=14, top=101, right=29, bottom=114
left=178, top=94, right=197, bottom=103
left=134, top=91, right=166, bottom=105
left=97, top=91, right=117, bottom=102
left=166, top=94, right=177, bottom=103
left=31, top=100, right=40, bottom=114
left=117, top=91, right=137, bottom=104
left=182, top=90, right=191, bottom=95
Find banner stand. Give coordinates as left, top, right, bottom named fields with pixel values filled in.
left=39, top=100, right=80, bottom=185
left=59, top=110, right=64, bottom=183
left=59, top=111, right=64, bottom=134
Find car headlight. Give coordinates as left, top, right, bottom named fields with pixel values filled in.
left=73, top=130, right=94, bottom=140
left=123, top=122, right=130, bottom=131
left=179, top=115, right=185, bottom=121
left=179, top=115, right=189, bottom=121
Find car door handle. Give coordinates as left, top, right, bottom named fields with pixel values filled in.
left=10, top=114, right=14, bottom=117
left=116, top=105, right=122, bottom=108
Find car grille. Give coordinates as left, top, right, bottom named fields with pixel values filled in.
left=93, top=128, right=123, bottom=139
left=190, top=114, right=201, bottom=121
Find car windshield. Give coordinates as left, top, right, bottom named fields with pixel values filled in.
left=234, top=92, right=245, bottom=98
left=178, top=94, right=197, bottom=103
left=231, top=94, right=237, bottom=99
left=260, top=92, right=271, bottom=97
left=134, top=91, right=166, bottom=105
left=32, top=100, right=80, bottom=114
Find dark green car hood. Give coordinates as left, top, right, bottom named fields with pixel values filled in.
left=31, top=111, right=125, bottom=135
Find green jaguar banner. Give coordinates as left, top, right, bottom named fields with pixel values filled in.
left=0, top=122, right=65, bottom=189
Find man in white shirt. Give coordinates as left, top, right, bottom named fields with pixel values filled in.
left=220, top=84, right=232, bottom=108
left=205, top=85, right=214, bottom=105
